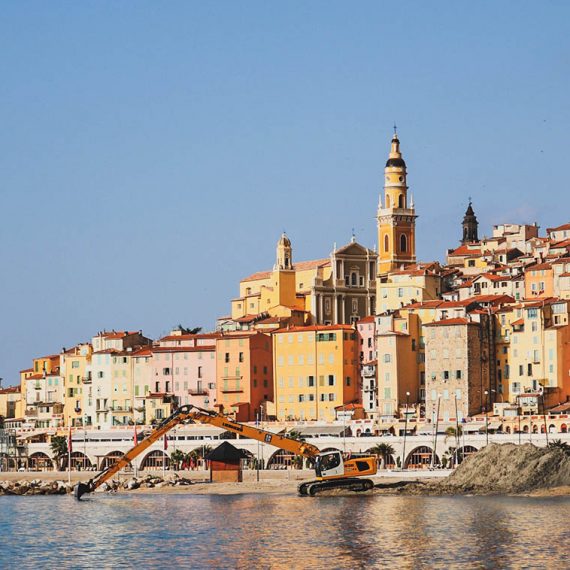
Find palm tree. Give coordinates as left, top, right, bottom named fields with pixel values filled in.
left=177, top=325, right=203, bottom=335
left=287, top=429, right=304, bottom=441
left=548, top=439, right=570, bottom=456
left=443, top=446, right=457, bottom=469
left=368, top=443, right=395, bottom=469
left=444, top=426, right=463, bottom=441
left=170, top=449, right=185, bottom=470
left=50, top=435, right=68, bottom=471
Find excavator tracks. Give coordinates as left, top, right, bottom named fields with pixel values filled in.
left=298, top=478, right=374, bottom=496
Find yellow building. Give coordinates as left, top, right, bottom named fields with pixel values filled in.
left=377, top=130, right=417, bottom=275
left=377, top=263, right=443, bottom=313
left=508, top=299, right=570, bottom=409
left=376, top=311, right=423, bottom=417
left=60, top=343, right=92, bottom=427
left=273, top=325, right=360, bottom=421
left=0, top=386, right=23, bottom=420
left=229, top=235, right=378, bottom=328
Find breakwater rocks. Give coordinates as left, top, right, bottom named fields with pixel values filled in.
left=101, top=473, right=195, bottom=492
left=0, top=479, right=72, bottom=496
left=0, top=473, right=195, bottom=496
left=403, top=443, right=570, bottom=495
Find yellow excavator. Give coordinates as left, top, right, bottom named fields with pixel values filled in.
left=74, top=405, right=377, bottom=499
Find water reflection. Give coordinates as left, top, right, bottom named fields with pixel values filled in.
left=0, top=493, right=568, bottom=569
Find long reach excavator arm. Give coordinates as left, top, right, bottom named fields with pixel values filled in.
left=74, top=405, right=377, bottom=499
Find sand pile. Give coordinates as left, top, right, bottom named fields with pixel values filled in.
left=406, top=443, right=570, bottom=495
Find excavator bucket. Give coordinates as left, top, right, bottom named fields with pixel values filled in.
left=73, top=482, right=92, bottom=500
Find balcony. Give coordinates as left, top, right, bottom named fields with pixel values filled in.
left=81, top=376, right=92, bottom=384
left=109, top=405, right=133, bottom=413
left=34, top=383, right=41, bottom=390
left=96, top=404, right=109, bottom=413
left=189, top=388, right=208, bottom=396
left=25, top=408, right=38, bottom=417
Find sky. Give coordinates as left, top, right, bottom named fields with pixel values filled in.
left=1, top=1, right=569, bottom=385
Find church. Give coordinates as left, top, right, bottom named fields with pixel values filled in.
left=220, top=130, right=418, bottom=330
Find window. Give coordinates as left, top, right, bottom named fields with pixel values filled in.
left=307, top=376, right=315, bottom=387
left=239, top=352, right=244, bottom=362
left=400, top=234, right=407, bottom=252
left=443, top=371, right=449, bottom=380
left=384, top=353, right=391, bottom=363
left=328, top=375, right=335, bottom=386
left=346, top=376, right=351, bottom=386
left=225, top=353, right=230, bottom=363
left=384, top=234, right=389, bottom=252
left=456, top=370, right=462, bottom=379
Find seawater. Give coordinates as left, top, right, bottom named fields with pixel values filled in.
left=0, top=493, right=568, bottom=569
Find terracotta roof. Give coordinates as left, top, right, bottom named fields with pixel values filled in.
left=132, top=348, right=153, bottom=357
left=19, top=368, right=33, bottom=373
left=449, top=245, right=482, bottom=256
left=357, top=316, right=375, bottom=324
left=402, top=300, right=444, bottom=310
left=511, top=318, right=524, bottom=326
left=99, top=331, right=140, bottom=339
left=0, top=386, right=21, bottom=394
left=549, top=401, right=570, bottom=413
left=426, top=318, right=473, bottom=326
left=547, top=222, right=570, bottom=233
left=334, top=403, right=364, bottom=410
left=462, top=294, right=515, bottom=305
left=526, top=263, right=553, bottom=271
left=152, top=346, right=215, bottom=354
left=241, top=258, right=330, bottom=282
left=273, top=325, right=356, bottom=334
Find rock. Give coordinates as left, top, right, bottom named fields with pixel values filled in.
left=127, top=480, right=140, bottom=490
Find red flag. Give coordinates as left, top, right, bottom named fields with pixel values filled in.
left=163, top=434, right=168, bottom=450
left=68, top=425, right=73, bottom=454
left=134, top=425, right=139, bottom=446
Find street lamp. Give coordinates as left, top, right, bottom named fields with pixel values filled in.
left=484, top=390, right=489, bottom=446
left=431, top=395, right=441, bottom=469
left=401, top=391, right=410, bottom=470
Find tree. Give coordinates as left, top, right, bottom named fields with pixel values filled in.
left=170, top=449, right=185, bottom=470
left=50, top=436, right=68, bottom=471
left=287, top=429, right=304, bottom=441
left=548, top=439, right=570, bottom=457
left=443, top=446, right=457, bottom=469
left=368, top=443, right=395, bottom=469
left=177, top=325, right=202, bottom=335
left=444, top=426, right=463, bottom=442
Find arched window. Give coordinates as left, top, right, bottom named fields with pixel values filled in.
left=398, top=194, right=405, bottom=208
left=351, top=272, right=357, bottom=286
left=400, top=234, right=407, bottom=253
left=384, top=235, right=389, bottom=252
left=385, top=195, right=391, bottom=208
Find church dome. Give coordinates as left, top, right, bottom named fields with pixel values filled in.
left=278, top=232, right=291, bottom=247
left=385, top=157, right=406, bottom=168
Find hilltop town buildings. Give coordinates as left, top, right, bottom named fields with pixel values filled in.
left=3, top=131, right=570, bottom=434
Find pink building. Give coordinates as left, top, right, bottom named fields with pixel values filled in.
left=151, top=332, right=219, bottom=410
left=357, top=316, right=377, bottom=418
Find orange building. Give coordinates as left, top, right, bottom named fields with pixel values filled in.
left=215, top=332, right=273, bottom=422
left=524, top=262, right=554, bottom=299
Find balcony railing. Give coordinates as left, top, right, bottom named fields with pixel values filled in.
left=81, top=376, right=92, bottom=384
left=109, top=405, right=133, bottom=413
left=188, top=389, right=208, bottom=396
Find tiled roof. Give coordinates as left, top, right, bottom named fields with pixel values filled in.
left=242, top=258, right=330, bottom=282
left=152, top=346, right=215, bottom=353
left=449, top=245, right=482, bottom=256
left=547, top=222, right=570, bottom=233
left=357, top=316, right=375, bottom=324
left=273, top=324, right=355, bottom=334
left=426, top=318, right=473, bottom=326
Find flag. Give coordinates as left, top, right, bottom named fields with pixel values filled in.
left=163, top=434, right=168, bottom=451
left=134, top=425, right=139, bottom=446
left=68, top=425, right=73, bottom=454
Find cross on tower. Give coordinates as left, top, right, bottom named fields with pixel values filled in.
left=393, top=122, right=397, bottom=135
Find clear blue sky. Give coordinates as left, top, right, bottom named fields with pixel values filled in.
left=1, top=2, right=569, bottom=385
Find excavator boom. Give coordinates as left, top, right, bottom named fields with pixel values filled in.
left=74, top=405, right=321, bottom=499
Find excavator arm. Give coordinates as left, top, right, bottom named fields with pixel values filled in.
left=74, top=405, right=320, bottom=499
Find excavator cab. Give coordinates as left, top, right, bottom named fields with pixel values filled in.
left=315, top=451, right=344, bottom=479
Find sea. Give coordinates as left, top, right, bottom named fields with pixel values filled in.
left=0, top=493, right=568, bottom=569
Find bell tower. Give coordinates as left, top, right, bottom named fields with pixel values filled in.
left=275, top=232, right=293, bottom=270
left=461, top=200, right=479, bottom=244
left=377, top=129, right=417, bottom=274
